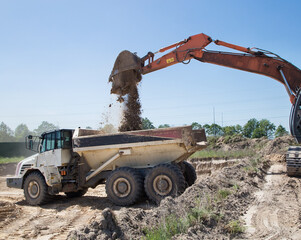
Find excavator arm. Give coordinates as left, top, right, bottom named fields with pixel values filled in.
left=109, top=33, right=301, bottom=142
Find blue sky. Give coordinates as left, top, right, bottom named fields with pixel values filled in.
left=1, top=0, right=301, bottom=131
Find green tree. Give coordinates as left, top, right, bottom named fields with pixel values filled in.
left=251, top=127, right=266, bottom=138
left=158, top=124, right=171, bottom=128
left=205, top=123, right=223, bottom=136
left=274, top=125, right=288, bottom=137
left=34, top=121, right=59, bottom=136
left=15, top=124, right=33, bottom=142
left=203, top=124, right=211, bottom=135
left=142, top=117, right=155, bottom=130
left=223, top=125, right=237, bottom=136
left=191, top=122, right=202, bottom=130
left=235, top=124, right=243, bottom=134
left=251, top=119, right=275, bottom=138
left=0, top=122, right=15, bottom=142
left=258, top=119, right=275, bottom=138
left=243, top=118, right=259, bottom=138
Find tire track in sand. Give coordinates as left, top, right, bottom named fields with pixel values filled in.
left=243, top=163, right=301, bottom=239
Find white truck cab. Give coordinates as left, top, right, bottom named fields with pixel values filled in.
left=7, top=129, right=77, bottom=205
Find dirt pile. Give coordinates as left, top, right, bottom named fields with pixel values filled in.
left=210, top=135, right=294, bottom=157
left=67, top=208, right=123, bottom=240
left=260, top=135, right=295, bottom=155
left=72, top=157, right=269, bottom=239
left=117, top=159, right=269, bottom=239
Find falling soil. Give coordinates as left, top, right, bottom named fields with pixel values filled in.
left=118, top=84, right=142, bottom=132
left=109, top=50, right=143, bottom=132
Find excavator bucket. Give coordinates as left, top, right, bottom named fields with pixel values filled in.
left=109, top=50, right=142, bottom=97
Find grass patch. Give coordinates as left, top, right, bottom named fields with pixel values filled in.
left=232, top=183, right=239, bottom=192
left=187, top=204, right=222, bottom=226
left=225, top=220, right=245, bottom=235
left=0, top=157, right=24, bottom=164
left=144, top=193, right=228, bottom=240
left=144, top=214, right=188, bottom=240
left=243, top=157, right=261, bottom=173
left=217, top=189, right=231, bottom=201
left=190, top=149, right=255, bottom=160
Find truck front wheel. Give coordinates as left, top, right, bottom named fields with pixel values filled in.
left=106, top=167, right=143, bottom=206
left=144, top=163, right=185, bottom=204
left=23, top=172, right=50, bottom=205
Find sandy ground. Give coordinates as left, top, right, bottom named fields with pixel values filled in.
left=1, top=160, right=301, bottom=239
left=243, top=163, right=301, bottom=239
left=0, top=176, right=114, bottom=240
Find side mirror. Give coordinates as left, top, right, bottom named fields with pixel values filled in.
left=25, top=135, right=39, bottom=152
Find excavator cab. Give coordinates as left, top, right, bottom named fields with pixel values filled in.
left=108, top=50, right=142, bottom=97
left=290, top=90, right=301, bottom=143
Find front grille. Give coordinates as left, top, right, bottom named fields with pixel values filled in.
left=20, top=164, right=32, bottom=174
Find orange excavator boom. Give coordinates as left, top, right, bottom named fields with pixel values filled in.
left=109, top=33, right=301, bottom=142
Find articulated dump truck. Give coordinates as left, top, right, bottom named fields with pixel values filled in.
left=7, top=126, right=206, bottom=206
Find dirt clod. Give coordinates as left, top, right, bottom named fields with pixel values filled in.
left=67, top=208, right=122, bottom=240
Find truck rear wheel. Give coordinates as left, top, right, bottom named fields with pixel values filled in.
left=106, top=167, right=143, bottom=206
left=144, top=163, right=185, bottom=204
left=182, top=161, right=197, bottom=187
left=65, top=188, right=88, bottom=198
left=24, top=172, right=50, bottom=205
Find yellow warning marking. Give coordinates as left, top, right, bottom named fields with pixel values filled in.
left=166, top=57, right=175, bottom=64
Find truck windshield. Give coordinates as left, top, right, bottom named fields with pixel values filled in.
left=40, top=130, right=72, bottom=153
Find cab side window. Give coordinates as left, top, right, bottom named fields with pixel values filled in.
left=56, top=131, right=62, bottom=149
left=41, top=138, right=46, bottom=153
left=62, top=131, right=72, bottom=149
left=40, top=130, right=72, bottom=153
left=46, top=132, right=55, bottom=151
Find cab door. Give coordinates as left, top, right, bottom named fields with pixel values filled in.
left=37, top=131, right=63, bottom=185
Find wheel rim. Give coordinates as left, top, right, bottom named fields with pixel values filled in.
left=113, top=177, right=131, bottom=197
left=153, top=175, right=173, bottom=196
left=28, top=180, right=40, bottom=199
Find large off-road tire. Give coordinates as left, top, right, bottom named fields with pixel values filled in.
left=106, top=167, right=144, bottom=206
left=65, top=188, right=88, bottom=198
left=144, top=163, right=185, bottom=204
left=182, top=161, right=197, bottom=187
left=23, top=172, right=50, bottom=205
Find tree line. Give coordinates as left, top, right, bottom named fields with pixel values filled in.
left=0, top=121, right=59, bottom=142
left=0, top=118, right=288, bottom=142
left=141, top=117, right=288, bottom=139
